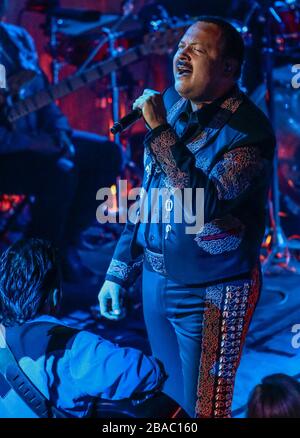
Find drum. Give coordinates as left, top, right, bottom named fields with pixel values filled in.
left=251, top=64, right=300, bottom=234
left=54, top=33, right=132, bottom=67
left=53, top=15, right=143, bottom=67
left=271, top=1, right=300, bottom=53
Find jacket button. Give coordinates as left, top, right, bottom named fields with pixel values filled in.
left=165, top=199, right=173, bottom=212
left=165, top=224, right=172, bottom=239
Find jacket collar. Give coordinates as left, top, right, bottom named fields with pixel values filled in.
left=167, top=85, right=244, bottom=152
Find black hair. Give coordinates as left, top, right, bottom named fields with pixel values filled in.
left=247, top=374, right=300, bottom=418
left=0, top=239, right=60, bottom=327
left=195, top=16, right=245, bottom=78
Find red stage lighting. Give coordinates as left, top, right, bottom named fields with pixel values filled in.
left=25, top=0, right=59, bottom=13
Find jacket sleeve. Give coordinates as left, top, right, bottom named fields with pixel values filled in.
left=0, top=29, right=70, bottom=155
left=144, top=123, right=275, bottom=222
left=68, top=331, right=166, bottom=400
left=0, top=89, right=70, bottom=155
left=105, top=150, right=148, bottom=288
left=105, top=220, right=144, bottom=288
left=0, top=127, right=33, bottom=155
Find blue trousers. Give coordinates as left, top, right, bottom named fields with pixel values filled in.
left=142, top=261, right=261, bottom=417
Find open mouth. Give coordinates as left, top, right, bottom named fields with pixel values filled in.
left=177, top=66, right=193, bottom=77
left=176, top=63, right=193, bottom=77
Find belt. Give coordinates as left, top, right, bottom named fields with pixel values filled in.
left=144, top=248, right=167, bottom=276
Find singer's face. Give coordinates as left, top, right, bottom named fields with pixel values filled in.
left=173, top=22, right=226, bottom=103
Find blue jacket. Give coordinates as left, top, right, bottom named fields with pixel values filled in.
left=0, top=22, right=70, bottom=155
left=105, top=86, right=275, bottom=286
left=0, top=315, right=165, bottom=418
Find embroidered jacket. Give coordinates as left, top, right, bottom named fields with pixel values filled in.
left=105, top=86, right=275, bottom=286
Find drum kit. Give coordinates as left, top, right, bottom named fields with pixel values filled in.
left=25, top=0, right=300, bottom=272
left=240, top=0, right=300, bottom=273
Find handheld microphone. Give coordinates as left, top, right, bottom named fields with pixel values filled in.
left=111, top=108, right=142, bottom=135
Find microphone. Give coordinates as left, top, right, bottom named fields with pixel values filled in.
left=111, top=108, right=142, bottom=135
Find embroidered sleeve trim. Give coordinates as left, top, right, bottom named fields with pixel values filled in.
left=209, top=146, right=264, bottom=200
left=107, top=257, right=144, bottom=284
left=194, top=215, right=245, bottom=254
left=150, top=128, right=189, bottom=189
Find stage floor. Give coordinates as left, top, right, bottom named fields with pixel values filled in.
left=57, top=230, right=300, bottom=418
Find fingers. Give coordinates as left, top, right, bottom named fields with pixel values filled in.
left=98, top=287, right=124, bottom=321
left=99, top=290, right=108, bottom=317
left=101, top=310, right=123, bottom=321
left=143, top=88, right=159, bottom=97
left=132, top=89, right=160, bottom=110
left=111, top=291, right=121, bottom=316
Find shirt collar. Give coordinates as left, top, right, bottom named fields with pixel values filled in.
left=179, top=85, right=239, bottom=126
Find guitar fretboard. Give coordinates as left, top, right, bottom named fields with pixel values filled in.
left=7, top=45, right=145, bottom=123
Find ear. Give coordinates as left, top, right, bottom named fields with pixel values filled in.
left=223, top=58, right=238, bottom=78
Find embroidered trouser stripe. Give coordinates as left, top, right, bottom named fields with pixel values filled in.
left=195, top=266, right=261, bottom=418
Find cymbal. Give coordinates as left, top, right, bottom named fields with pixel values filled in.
left=57, top=14, right=120, bottom=36
left=106, top=14, right=143, bottom=33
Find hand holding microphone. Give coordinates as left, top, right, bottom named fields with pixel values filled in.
left=111, top=89, right=167, bottom=134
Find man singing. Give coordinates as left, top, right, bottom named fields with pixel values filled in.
left=99, top=17, right=275, bottom=417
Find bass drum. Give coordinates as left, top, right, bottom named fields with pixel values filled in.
left=251, top=64, right=300, bottom=236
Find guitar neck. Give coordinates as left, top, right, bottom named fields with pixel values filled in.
left=7, top=45, right=145, bottom=124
